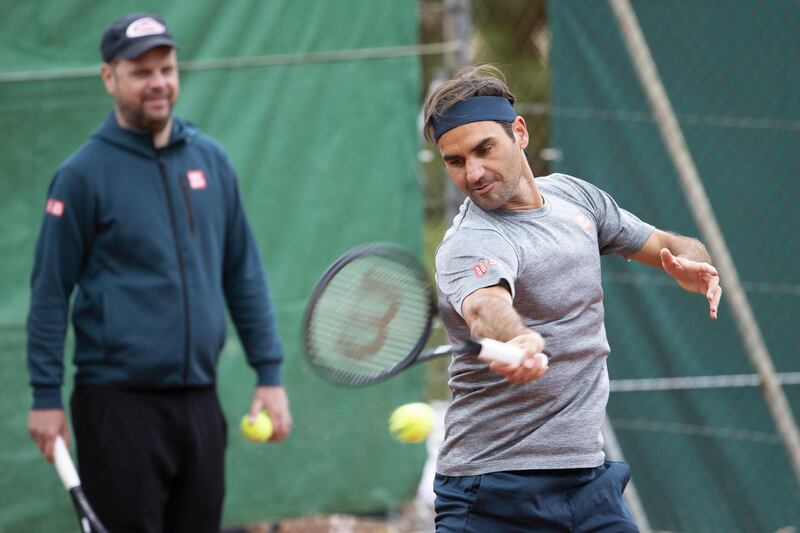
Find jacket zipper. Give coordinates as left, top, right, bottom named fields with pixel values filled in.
left=178, top=173, right=197, bottom=236
left=156, top=153, right=192, bottom=384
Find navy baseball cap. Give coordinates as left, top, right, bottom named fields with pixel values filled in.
left=100, top=13, right=178, bottom=62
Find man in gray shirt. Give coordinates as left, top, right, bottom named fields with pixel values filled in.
left=423, top=66, right=722, bottom=532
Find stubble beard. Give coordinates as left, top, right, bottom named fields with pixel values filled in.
left=117, top=94, right=173, bottom=134
left=470, top=173, right=520, bottom=211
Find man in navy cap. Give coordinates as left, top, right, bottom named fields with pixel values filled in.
left=26, top=13, right=292, bottom=532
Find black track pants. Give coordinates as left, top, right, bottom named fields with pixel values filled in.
left=71, top=386, right=227, bottom=533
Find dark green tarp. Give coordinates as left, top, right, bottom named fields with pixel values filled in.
left=0, top=1, right=425, bottom=530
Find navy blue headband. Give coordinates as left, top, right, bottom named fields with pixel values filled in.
left=431, top=96, right=517, bottom=141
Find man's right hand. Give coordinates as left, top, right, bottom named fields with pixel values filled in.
left=28, top=409, right=69, bottom=463
left=488, top=331, right=548, bottom=384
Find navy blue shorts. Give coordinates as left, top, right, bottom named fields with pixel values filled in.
left=434, top=460, right=639, bottom=532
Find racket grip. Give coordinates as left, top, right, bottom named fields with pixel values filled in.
left=476, top=338, right=524, bottom=365
left=54, top=435, right=80, bottom=490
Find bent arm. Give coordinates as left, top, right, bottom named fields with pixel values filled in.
left=629, top=228, right=711, bottom=267
left=462, top=284, right=529, bottom=341
left=461, top=284, right=547, bottom=383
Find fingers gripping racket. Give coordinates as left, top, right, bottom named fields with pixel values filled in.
left=302, top=242, right=523, bottom=386
left=54, top=436, right=109, bottom=533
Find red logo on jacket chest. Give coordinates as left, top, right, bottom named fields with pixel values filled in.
left=187, top=169, right=207, bottom=190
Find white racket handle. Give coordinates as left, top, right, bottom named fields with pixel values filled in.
left=476, top=338, right=524, bottom=365
left=54, top=435, right=80, bottom=490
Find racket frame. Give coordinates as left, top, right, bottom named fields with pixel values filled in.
left=302, top=243, right=527, bottom=386
left=302, top=242, right=436, bottom=386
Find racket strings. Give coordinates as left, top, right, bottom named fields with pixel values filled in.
left=306, top=250, right=431, bottom=384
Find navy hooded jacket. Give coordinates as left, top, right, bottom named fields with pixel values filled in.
left=27, top=112, right=284, bottom=409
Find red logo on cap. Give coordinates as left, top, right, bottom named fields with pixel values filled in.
left=126, top=17, right=167, bottom=38
left=46, top=199, right=65, bottom=217
left=187, top=170, right=207, bottom=190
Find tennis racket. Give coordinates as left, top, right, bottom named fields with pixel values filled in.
left=302, top=242, right=523, bottom=386
left=54, top=436, right=109, bottom=533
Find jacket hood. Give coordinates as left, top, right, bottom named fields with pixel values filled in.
left=92, top=111, right=197, bottom=158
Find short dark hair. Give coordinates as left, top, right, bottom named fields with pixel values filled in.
left=423, top=65, right=516, bottom=144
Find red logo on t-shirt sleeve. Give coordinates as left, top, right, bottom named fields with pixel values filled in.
left=471, top=259, right=498, bottom=278
left=575, top=211, right=593, bottom=234
left=45, top=199, right=65, bottom=217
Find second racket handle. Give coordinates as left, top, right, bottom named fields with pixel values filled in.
left=476, top=338, right=524, bottom=365
left=54, top=435, right=80, bottom=490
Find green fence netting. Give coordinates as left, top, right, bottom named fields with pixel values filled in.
left=549, top=1, right=800, bottom=531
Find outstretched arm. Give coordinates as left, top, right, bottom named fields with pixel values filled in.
left=630, top=229, right=722, bottom=319
left=461, top=284, right=548, bottom=383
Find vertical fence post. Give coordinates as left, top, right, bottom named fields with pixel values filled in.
left=441, top=0, right=472, bottom=221
left=603, top=418, right=653, bottom=532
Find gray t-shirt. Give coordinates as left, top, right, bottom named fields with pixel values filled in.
left=435, top=173, right=653, bottom=476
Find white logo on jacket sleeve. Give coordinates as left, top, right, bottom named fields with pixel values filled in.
left=45, top=199, right=65, bottom=217
left=126, top=17, right=167, bottom=38
left=187, top=170, right=207, bottom=190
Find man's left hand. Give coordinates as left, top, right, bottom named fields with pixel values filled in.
left=660, top=248, right=722, bottom=319
left=248, top=386, right=293, bottom=442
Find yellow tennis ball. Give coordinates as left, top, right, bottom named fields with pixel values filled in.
left=240, top=411, right=273, bottom=442
left=389, top=402, right=434, bottom=443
